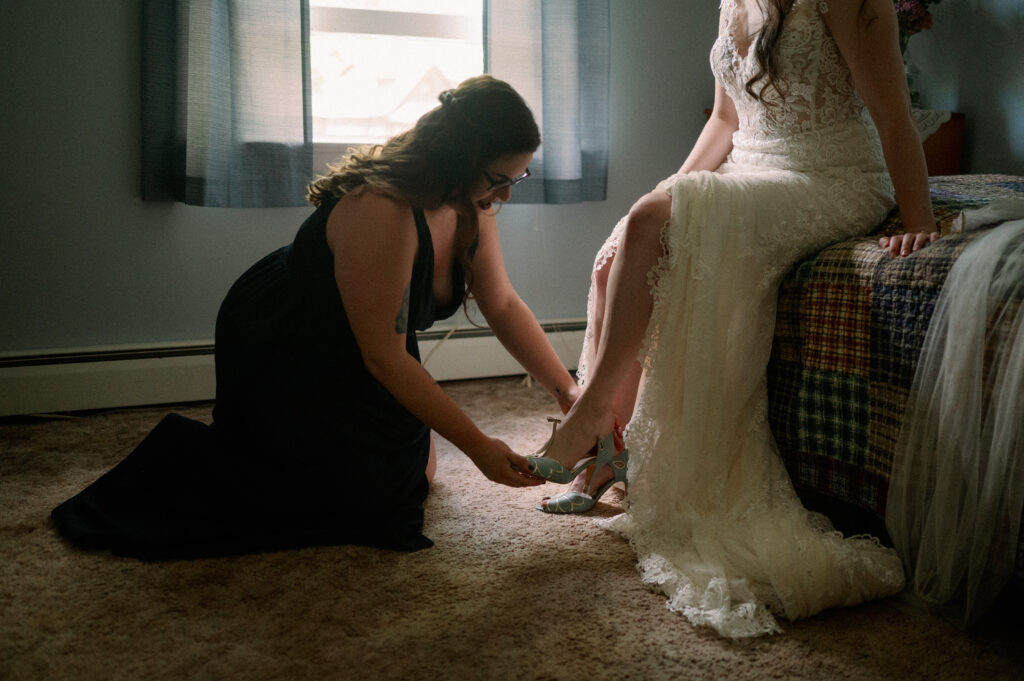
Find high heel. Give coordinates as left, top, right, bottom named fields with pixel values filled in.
left=525, top=417, right=596, bottom=484
left=538, top=431, right=628, bottom=514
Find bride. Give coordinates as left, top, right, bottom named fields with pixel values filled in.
left=525, top=0, right=939, bottom=637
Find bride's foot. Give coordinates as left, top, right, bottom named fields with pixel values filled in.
left=530, top=406, right=615, bottom=476
left=524, top=418, right=596, bottom=484
left=538, top=461, right=613, bottom=510
left=538, top=431, right=627, bottom=514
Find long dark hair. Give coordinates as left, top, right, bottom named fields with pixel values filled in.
left=744, top=0, right=796, bottom=103
left=306, top=75, right=541, bottom=299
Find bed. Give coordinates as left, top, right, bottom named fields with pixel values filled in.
left=766, top=174, right=1024, bottom=592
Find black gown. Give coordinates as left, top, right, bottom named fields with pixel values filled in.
left=51, top=196, right=466, bottom=559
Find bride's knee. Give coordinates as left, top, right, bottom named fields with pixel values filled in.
left=624, top=191, right=671, bottom=249
left=593, top=254, right=613, bottom=289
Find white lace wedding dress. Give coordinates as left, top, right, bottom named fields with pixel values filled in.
left=577, top=0, right=906, bottom=637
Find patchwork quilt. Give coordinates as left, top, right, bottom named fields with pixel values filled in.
left=767, top=175, right=1024, bottom=549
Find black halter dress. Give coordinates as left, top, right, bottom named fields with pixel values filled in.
left=51, top=196, right=465, bottom=559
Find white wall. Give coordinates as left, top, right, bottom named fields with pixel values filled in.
left=906, top=0, right=1024, bottom=174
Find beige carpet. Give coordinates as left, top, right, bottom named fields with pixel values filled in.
left=1, top=376, right=1021, bottom=681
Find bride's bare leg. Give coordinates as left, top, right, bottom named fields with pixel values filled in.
left=588, top=252, right=645, bottom=423
left=540, top=190, right=670, bottom=469
left=542, top=253, right=643, bottom=506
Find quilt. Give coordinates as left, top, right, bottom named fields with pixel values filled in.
left=768, top=174, right=1024, bottom=539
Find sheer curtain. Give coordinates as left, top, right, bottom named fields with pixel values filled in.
left=485, top=0, right=610, bottom=204
left=141, top=0, right=313, bottom=208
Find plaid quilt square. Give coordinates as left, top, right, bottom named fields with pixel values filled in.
left=795, top=367, right=870, bottom=467
left=865, top=380, right=907, bottom=485
left=772, top=280, right=804, bottom=364
left=767, top=359, right=802, bottom=446
left=779, top=450, right=888, bottom=517
left=801, top=282, right=872, bottom=377
left=869, top=282, right=939, bottom=392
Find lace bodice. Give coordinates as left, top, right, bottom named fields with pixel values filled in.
left=711, top=0, right=886, bottom=171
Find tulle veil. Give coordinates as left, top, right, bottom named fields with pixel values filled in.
left=886, top=202, right=1024, bottom=626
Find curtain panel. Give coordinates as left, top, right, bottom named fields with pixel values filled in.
left=485, top=0, right=610, bottom=204
left=141, top=0, right=313, bottom=208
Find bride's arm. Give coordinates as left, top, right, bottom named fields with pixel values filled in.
left=822, top=0, right=938, bottom=257
left=678, top=80, right=739, bottom=174
left=679, top=6, right=738, bottom=175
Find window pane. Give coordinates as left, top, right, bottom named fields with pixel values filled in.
left=311, top=0, right=479, bottom=17
left=310, top=1, right=483, bottom=145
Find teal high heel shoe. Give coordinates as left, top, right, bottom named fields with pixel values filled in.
left=525, top=417, right=596, bottom=484
left=538, top=431, right=628, bottom=514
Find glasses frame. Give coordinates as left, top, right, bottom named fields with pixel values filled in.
left=483, top=167, right=531, bottom=191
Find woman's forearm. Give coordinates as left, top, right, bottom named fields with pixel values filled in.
left=364, top=351, right=491, bottom=456
left=484, top=296, right=577, bottom=406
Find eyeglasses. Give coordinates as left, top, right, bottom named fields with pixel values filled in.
left=483, top=167, right=531, bottom=191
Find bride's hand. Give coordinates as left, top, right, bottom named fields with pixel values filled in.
left=879, top=231, right=939, bottom=258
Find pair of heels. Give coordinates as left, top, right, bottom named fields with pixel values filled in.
left=525, top=417, right=628, bottom=514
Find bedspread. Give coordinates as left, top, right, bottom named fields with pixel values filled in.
left=768, top=175, right=1024, bottom=537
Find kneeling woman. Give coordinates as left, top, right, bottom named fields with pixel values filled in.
left=52, top=76, right=577, bottom=560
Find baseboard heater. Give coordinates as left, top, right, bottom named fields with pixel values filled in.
left=0, top=321, right=585, bottom=417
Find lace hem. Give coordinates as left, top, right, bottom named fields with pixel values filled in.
left=598, top=509, right=904, bottom=638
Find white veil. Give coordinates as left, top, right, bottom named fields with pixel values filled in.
left=886, top=204, right=1024, bottom=626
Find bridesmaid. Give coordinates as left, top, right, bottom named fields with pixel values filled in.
left=52, top=76, right=579, bottom=560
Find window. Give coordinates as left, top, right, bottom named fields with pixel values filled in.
left=143, top=0, right=606, bottom=207
left=310, top=0, right=483, bottom=167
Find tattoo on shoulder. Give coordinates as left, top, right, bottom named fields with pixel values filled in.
left=395, top=285, right=410, bottom=334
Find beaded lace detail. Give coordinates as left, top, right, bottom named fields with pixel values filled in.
left=578, top=0, right=903, bottom=637
left=711, top=0, right=887, bottom=172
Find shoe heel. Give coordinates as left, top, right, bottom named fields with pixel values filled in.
left=531, top=417, right=561, bottom=457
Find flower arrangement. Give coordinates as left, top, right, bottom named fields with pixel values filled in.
left=894, top=0, right=943, bottom=55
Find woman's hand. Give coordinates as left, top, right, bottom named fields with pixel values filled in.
left=468, top=437, right=546, bottom=488
left=879, top=231, right=940, bottom=258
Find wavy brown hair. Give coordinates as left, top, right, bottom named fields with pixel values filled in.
left=745, top=0, right=873, bottom=104
left=744, top=0, right=797, bottom=103
left=306, top=75, right=540, bottom=302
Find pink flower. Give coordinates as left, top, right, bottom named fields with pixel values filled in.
left=894, top=0, right=941, bottom=37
